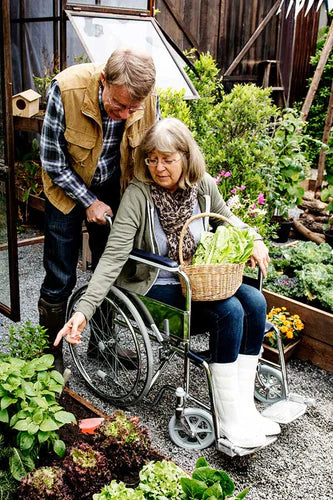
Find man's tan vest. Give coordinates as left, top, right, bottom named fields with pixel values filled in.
left=42, top=63, right=157, bottom=214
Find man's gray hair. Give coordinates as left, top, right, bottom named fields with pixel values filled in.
left=104, top=47, right=156, bottom=102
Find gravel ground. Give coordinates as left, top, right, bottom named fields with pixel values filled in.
left=0, top=240, right=332, bottom=500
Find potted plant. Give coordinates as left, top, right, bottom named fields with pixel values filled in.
left=264, top=306, right=305, bottom=363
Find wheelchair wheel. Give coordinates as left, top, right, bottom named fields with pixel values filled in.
left=67, top=285, right=153, bottom=407
left=168, top=408, right=215, bottom=450
left=255, top=362, right=285, bottom=403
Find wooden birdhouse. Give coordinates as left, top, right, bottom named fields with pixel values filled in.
left=12, top=89, right=41, bottom=118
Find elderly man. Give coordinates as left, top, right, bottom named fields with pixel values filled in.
left=38, top=48, right=158, bottom=372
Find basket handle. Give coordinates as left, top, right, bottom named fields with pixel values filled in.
left=178, top=212, right=235, bottom=266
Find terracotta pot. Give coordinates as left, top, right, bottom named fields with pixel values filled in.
left=262, top=338, right=302, bottom=364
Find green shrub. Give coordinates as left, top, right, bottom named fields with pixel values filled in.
left=1, top=320, right=49, bottom=360
left=159, top=52, right=311, bottom=239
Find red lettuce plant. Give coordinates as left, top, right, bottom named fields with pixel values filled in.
left=63, top=442, right=111, bottom=499
left=17, top=466, right=72, bottom=499
left=94, top=410, right=151, bottom=482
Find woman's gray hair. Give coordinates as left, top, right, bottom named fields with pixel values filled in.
left=135, top=118, right=206, bottom=189
left=104, top=47, right=156, bottom=102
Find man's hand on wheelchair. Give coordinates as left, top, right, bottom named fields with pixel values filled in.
left=54, top=312, right=87, bottom=346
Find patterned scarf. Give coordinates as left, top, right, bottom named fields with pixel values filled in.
left=151, top=184, right=198, bottom=263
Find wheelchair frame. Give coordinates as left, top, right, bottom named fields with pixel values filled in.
left=66, top=247, right=312, bottom=457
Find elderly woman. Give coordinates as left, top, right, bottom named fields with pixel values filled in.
left=55, top=118, right=280, bottom=448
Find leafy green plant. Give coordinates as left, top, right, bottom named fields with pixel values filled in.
left=264, top=241, right=333, bottom=312
left=63, top=442, right=111, bottom=499
left=137, top=460, right=187, bottom=499
left=94, top=410, right=151, bottom=480
left=180, top=457, right=248, bottom=499
left=0, top=355, right=76, bottom=481
left=17, top=466, right=72, bottom=499
left=2, top=321, right=49, bottom=360
left=93, top=480, right=144, bottom=499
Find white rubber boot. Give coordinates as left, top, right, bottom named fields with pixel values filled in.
left=238, top=354, right=281, bottom=436
left=210, top=360, right=267, bottom=448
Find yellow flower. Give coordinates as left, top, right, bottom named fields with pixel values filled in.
left=286, top=331, right=294, bottom=339
left=282, top=307, right=287, bottom=311
left=280, top=325, right=288, bottom=333
left=279, top=314, right=286, bottom=321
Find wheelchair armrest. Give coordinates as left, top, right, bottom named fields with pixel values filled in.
left=130, top=248, right=179, bottom=269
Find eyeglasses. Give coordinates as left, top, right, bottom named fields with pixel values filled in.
left=107, top=97, right=145, bottom=114
left=144, top=155, right=183, bottom=167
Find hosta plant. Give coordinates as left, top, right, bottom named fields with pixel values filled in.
left=16, top=466, right=72, bottom=499
left=63, top=442, right=111, bottom=499
left=94, top=410, right=151, bottom=480
left=0, top=354, right=76, bottom=481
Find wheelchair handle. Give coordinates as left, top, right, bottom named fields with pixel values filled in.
left=178, top=212, right=235, bottom=266
left=104, top=213, right=113, bottom=228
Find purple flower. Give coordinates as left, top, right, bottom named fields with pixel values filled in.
left=258, top=192, right=265, bottom=205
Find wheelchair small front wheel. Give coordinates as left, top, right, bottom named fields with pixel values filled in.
left=169, top=408, right=215, bottom=450
left=255, top=363, right=285, bottom=403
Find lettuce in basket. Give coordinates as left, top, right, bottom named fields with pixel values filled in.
left=192, top=226, right=254, bottom=265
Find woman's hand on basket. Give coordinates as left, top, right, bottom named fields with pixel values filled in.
left=54, top=312, right=87, bottom=346
left=249, top=240, right=270, bottom=278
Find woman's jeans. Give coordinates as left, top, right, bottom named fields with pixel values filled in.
left=146, top=283, right=266, bottom=363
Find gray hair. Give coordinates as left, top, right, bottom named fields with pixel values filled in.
left=104, top=47, right=156, bottom=102
left=135, top=118, right=206, bottom=189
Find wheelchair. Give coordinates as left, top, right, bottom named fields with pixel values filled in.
left=66, top=247, right=312, bottom=457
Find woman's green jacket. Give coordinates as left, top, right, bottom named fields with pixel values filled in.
left=77, top=173, right=261, bottom=320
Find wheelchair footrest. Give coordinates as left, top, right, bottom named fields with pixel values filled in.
left=261, top=396, right=308, bottom=424
left=216, top=435, right=277, bottom=457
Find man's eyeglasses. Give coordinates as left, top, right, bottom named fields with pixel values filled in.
left=144, top=156, right=183, bottom=167
left=107, top=97, right=144, bottom=114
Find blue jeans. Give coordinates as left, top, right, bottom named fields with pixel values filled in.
left=40, top=173, right=120, bottom=303
left=146, top=283, right=266, bottom=363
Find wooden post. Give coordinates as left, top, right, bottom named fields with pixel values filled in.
left=301, top=20, right=333, bottom=121
left=315, top=79, right=333, bottom=191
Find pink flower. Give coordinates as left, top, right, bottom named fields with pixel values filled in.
left=224, top=171, right=232, bottom=178
left=237, top=185, right=246, bottom=191
left=231, top=188, right=236, bottom=194
left=258, top=192, right=265, bottom=205
left=251, top=203, right=257, bottom=210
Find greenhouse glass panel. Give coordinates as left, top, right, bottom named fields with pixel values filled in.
left=67, top=12, right=198, bottom=99
left=67, top=1, right=148, bottom=9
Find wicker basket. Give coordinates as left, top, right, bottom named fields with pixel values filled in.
left=179, top=212, right=246, bottom=301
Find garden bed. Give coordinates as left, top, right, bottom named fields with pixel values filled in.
left=263, top=289, right=333, bottom=372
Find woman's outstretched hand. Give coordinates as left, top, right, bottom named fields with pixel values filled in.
left=249, top=239, right=270, bottom=278
left=54, top=312, right=87, bottom=346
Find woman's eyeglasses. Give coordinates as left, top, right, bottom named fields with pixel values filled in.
left=107, top=97, right=144, bottom=114
left=144, top=156, right=183, bottom=167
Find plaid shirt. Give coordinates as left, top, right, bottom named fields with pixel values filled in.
left=40, top=80, right=160, bottom=208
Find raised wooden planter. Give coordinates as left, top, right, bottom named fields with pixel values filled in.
left=263, top=290, right=333, bottom=372
left=262, top=339, right=302, bottom=364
